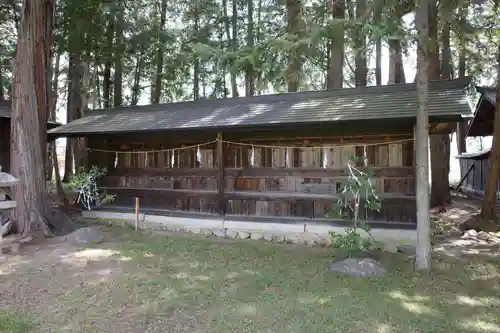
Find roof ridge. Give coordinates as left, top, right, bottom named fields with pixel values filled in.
left=87, top=77, right=472, bottom=114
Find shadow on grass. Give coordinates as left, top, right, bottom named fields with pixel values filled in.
left=0, top=223, right=499, bottom=333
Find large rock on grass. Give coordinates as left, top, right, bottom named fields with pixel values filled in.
left=328, top=258, right=387, bottom=277
left=66, top=227, right=103, bottom=245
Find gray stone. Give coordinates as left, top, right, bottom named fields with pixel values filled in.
left=174, top=227, right=187, bottom=233
left=272, top=234, right=285, bottom=243
left=250, top=232, right=263, bottom=240
left=186, top=227, right=201, bottom=234
left=397, top=245, right=416, bottom=255
left=477, top=231, right=490, bottom=241
left=382, top=242, right=398, bottom=253
left=285, top=234, right=301, bottom=244
left=262, top=232, right=274, bottom=242
left=462, top=229, right=478, bottom=239
left=213, top=229, right=226, bottom=237
left=327, top=258, right=387, bottom=277
left=299, top=233, right=319, bottom=245
left=67, top=227, right=103, bottom=245
left=200, top=228, right=214, bottom=236
left=238, top=231, right=250, bottom=239
left=226, top=230, right=238, bottom=238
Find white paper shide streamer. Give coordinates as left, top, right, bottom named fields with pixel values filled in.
left=171, top=150, right=175, bottom=168
left=114, top=152, right=118, bottom=168
left=145, top=152, right=148, bottom=167
left=322, top=148, right=328, bottom=169
left=250, top=146, right=255, bottom=166
left=196, top=145, right=201, bottom=163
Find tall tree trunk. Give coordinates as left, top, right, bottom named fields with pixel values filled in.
left=286, top=0, right=303, bottom=92
left=10, top=0, right=55, bottom=236
left=102, top=19, right=113, bottom=108
left=230, top=0, right=239, bottom=97
left=62, top=55, right=75, bottom=183
left=387, top=4, right=406, bottom=84
left=152, top=0, right=167, bottom=104
left=456, top=8, right=467, bottom=154
left=479, top=44, right=500, bottom=226
left=354, top=0, right=367, bottom=87
left=373, top=0, right=382, bottom=86
left=113, top=2, right=125, bottom=107
left=193, top=7, right=200, bottom=100
left=327, top=0, right=344, bottom=89
left=388, top=39, right=406, bottom=83
left=415, top=0, right=431, bottom=271
left=49, top=53, right=67, bottom=206
left=255, top=0, right=263, bottom=94
left=131, top=50, right=144, bottom=106
left=46, top=53, right=60, bottom=181
left=428, top=0, right=450, bottom=208
left=245, top=0, right=255, bottom=96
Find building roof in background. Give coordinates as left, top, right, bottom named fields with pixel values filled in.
left=0, top=100, right=61, bottom=128
left=466, top=86, right=497, bottom=137
left=49, top=77, right=474, bottom=137
left=456, top=148, right=491, bottom=161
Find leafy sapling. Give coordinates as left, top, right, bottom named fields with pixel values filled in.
left=327, top=153, right=381, bottom=256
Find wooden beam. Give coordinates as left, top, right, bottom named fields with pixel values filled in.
left=100, top=187, right=414, bottom=201
left=106, top=166, right=416, bottom=178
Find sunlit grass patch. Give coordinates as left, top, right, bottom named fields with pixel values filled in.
left=0, top=310, right=34, bottom=333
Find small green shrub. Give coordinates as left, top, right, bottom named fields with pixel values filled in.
left=70, top=166, right=115, bottom=210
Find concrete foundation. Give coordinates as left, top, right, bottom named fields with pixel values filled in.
left=82, top=210, right=417, bottom=246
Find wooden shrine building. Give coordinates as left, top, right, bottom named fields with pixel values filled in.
left=456, top=86, right=497, bottom=196
left=0, top=101, right=60, bottom=173
left=49, top=78, right=473, bottom=229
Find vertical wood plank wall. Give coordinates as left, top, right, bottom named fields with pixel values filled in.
left=92, top=135, right=416, bottom=224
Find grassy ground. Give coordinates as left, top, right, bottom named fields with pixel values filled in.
left=1, top=223, right=500, bottom=333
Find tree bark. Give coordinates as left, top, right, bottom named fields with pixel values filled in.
left=46, top=52, right=60, bottom=181
left=354, top=0, right=367, bottom=87
left=326, top=0, right=344, bottom=89
left=245, top=0, right=255, bottom=96
left=456, top=7, right=467, bottom=154
left=428, top=0, right=450, bottom=208
left=151, top=0, right=167, bottom=104
left=373, top=0, right=382, bottom=86
left=479, top=44, right=500, bottom=225
left=286, top=0, right=303, bottom=92
left=415, top=0, right=431, bottom=271
left=103, top=18, right=113, bottom=109
left=230, top=0, right=239, bottom=97
left=10, top=0, right=55, bottom=236
left=131, top=50, right=144, bottom=106
left=113, top=1, right=125, bottom=107
left=193, top=5, right=200, bottom=100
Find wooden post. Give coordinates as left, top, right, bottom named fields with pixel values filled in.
left=216, top=132, right=225, bottom=216
left=135, top=197, right=140, bottom=231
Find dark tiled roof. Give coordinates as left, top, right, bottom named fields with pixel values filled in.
left=49, top=77, right=474, bottom=136
left=467, top=86, right=497, bottom=137
left=0, top=100, right=61, bottom=128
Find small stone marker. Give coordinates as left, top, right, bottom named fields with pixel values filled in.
left=328, top=258, right=387, bottom=277
left=66, top=227, right=103, bottom=245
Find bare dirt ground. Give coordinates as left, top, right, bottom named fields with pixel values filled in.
left=0, top=196, right=499, bottom=333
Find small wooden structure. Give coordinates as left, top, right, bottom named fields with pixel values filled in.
left=0, top=170, right=19, bottom=237
left=0, top=101, right=60, bottom=173
left=457, top=86, right=497, bottom=197
left=49, top=78, right=473, bottom=229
